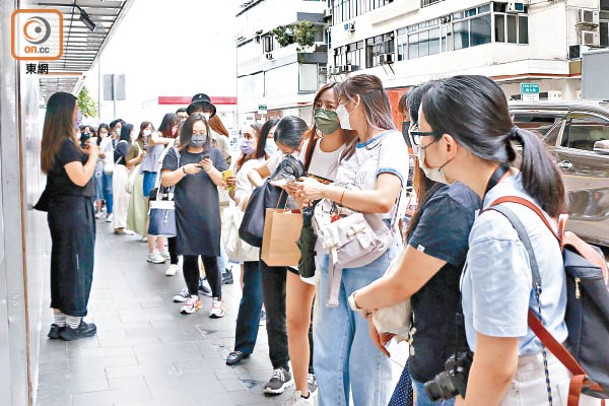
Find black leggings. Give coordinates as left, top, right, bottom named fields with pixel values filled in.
left=168, top=237, right=179, bottom=265
left=183, top=255, right=222, bottom=298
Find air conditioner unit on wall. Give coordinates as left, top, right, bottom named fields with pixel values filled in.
left=331, top=66, right=341, bottom=75
left=547, top=90, right=563, bottom=100
left=507, top=2, right=525, bottom=13
left=569, top=44, right=590, bottom=59
left=379, top=53, right=394, bottom=64
left=580, top=30, right=600, bottom=47
left=323, top=8, right=332, bottom=20
left=577, top=9, right=600, bottom=29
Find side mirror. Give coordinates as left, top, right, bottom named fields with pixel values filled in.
left=593, top=140, right=609, bottom=155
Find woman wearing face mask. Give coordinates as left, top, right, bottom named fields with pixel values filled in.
left=282, top=83, right=356, bottom=405
left=225, top=122, right=269, bottom=366
left=139, top=115, right=178, bottom=265
left=295, top=74, right=409, bottom=406
left=161, top=113, right=229, bottom=317
left=126, top=121, right=152, bottom=244
left=98, top=123, right=115, bottom=222
left=350, top=81, right=481, bottom=406
left=112, top=123, right=136, bottom=235
left=415, top=75, right=579, bottom=405
left=247, top=116, right=309, bottom=396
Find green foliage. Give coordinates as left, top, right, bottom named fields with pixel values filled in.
left=270, top=26, right=293, bottom=47
left=270, top=21, right=317, bottom=50
left=294, top=20, right=317, bottom=49
left=77, top=86, right=97, bottom=118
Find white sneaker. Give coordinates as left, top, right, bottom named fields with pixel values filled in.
left=165, top=264, right=179, bottom=276
left=285, top=390, right=314, bottom=405
left=172, top=288, right=189, bottom=303
left=180, top=295, right=202, bottom=315
left=209, top=298, right=226, bottom=318
left=161, top=251, right=171, bottom=261
left=146, top=250, right=165, bottom=264
left=95, top=212, right=103, bottom=219
left=105, top=213, right=113, bottom=223
left=307, top=374, right=318, bottom=397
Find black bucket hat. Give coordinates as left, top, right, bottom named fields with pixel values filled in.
left=186, top=93, right=217, bottom=117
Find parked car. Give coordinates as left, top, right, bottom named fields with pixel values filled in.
left=510, top=101, right=609, bottom=247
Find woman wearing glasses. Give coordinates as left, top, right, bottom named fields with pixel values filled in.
left=161, top=113, right=229, bottom=317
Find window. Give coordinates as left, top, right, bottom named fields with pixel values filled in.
left=600, top=20, right=608, bottom=48
left=332, top=0, right=394, bottom=25
left=562, top=117, right=609, bottom=151
left=421, top=0, right=444, bottom=7
left=366, top=33, right=394, bottom=68
left=512, top=114, right=564, bottom=146
left=397, top=2, right=526, bottom=61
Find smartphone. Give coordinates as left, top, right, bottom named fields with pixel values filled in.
left=198, top=154, right=211, bottom=167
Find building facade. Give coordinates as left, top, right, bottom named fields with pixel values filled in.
left=327, top=0, right=609, bottom=104
left=236, top=0, right=329, bottom=125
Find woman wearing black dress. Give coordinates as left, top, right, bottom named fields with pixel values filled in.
left=40, top=92, right=98, bottom=341
left=161, top=113, right=229, bottom=317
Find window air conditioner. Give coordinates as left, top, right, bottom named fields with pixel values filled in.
left=577, top=9, right=599, bottom=27
left=379, top=53, right=394, bottom=64
left=323, top=8, right=332, bottom=20
left=342, top=64, right=354, bottom=73
left=580, top=30, right=600, bottom=47
left=507, top=2, right=525, bottom=13
left=319, top=66, right=328, bottom=75
left=331, top=66, right=341, bottom=75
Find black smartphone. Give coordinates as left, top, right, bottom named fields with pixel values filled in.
left=198, top=154, right=210, bottom=167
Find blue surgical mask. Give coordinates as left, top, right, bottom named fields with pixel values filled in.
left=265, top=138, right=278, bottom=156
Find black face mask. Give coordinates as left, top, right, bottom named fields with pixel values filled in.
left=402, top=121, right=412, bottom=148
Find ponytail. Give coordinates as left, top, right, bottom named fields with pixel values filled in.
left=510, top=127, right=565, bottom=217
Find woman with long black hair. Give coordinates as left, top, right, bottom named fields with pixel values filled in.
left=416, top=75, right=577, bottom=404
left=40, top=92, right=98, bottom=341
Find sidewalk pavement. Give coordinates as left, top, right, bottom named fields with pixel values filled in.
left=34, top=218, right=408, bottom=406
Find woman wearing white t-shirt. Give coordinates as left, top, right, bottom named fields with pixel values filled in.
left=283, top=83, right=355, bottom=405
left=296, top=75, right=409, bottom=406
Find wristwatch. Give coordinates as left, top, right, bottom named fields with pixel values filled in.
left=348, top=291, right=361, bottom=311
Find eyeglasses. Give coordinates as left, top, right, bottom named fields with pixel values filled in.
left=409, top=130, right=443, bottom=147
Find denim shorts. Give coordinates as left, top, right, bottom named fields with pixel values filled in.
left=142, top=171, right=157, bottom=197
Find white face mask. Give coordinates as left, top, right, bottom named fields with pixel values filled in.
left=336, top=104, right=352, bottom=130
left=417, top=140, right=451, bottom=185
left=143, top=129, right=152, bottom=137
left=130, top=132, right=138, bottom=142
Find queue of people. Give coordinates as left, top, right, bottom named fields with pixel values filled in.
left=38, top=74, right=603, bottom=406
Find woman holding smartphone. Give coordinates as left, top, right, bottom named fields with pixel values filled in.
left=161, top=113, right=229, bottom=317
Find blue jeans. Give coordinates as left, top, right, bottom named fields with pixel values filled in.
left=233, top=261, right=263, bottom=354
left=102, top=172, right=113, bottom=214
left=218, top=242, right=228, bottom=272
left=314, top=248, right=396, bottom=406
left=412, top=379, right=456, bottom=406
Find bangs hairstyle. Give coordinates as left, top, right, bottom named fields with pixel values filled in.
left=304, top=83, right=357, bottom=170
left=336, top=74, right=396, bottom=133
left=41, top=92, right=78, bottom=173
left=138, top=121, right=154, bottom=140
left=119, top=123, right=134, bottom=144
left=178, top=113, right=211, bottom=152
left=257, top=118, right=280, bottom=157
left=158, top=113, right=179, bottom=138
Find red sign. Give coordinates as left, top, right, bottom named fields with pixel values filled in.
left=158, top=96, right=237, bottom=105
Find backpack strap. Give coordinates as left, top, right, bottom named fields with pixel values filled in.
left=488, top=203, right=591, bottom=406
left=489, top=196, right=559, bottom=241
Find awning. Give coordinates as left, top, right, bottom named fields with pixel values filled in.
left=35, top=0, right=131, bottom=101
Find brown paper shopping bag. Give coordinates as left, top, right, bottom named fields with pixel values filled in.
left=261, top=208, right=303, bottom=267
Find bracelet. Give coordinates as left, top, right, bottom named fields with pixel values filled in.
left=182, top=166, right=187, bottom=175
left=339, top=188, right=346, bottom=205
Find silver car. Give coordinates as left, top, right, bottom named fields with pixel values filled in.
left=510, top=101, right=609, bottom=247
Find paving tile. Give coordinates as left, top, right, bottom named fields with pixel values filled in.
left=69, top=379, right=109, bottom=394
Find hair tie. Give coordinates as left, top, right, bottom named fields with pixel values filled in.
left=508, top=126, right=520, bottom=141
